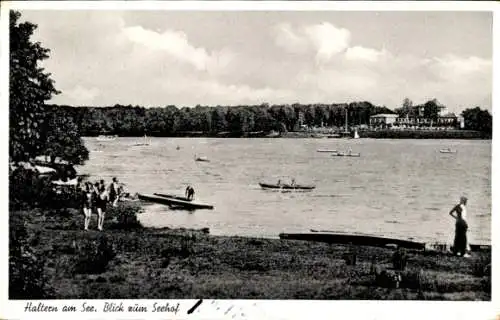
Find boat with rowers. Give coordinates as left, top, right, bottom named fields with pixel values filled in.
left=332, top=151, right=361, bottom=157
left=138, top=193, right=214, bottom=210
left=259, top=179, right=315, bottom=191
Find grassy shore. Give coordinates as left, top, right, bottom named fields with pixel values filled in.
left=10, top=204, right=491, bottom=300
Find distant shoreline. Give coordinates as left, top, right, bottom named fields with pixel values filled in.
left=87, top=129, right=491, bottom=140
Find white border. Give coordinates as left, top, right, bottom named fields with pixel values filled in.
left=0, top=2, right=498, bottom=320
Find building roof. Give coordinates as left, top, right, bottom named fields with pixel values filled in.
left=370, top=113, right=398, bottom=118
left=440, top=112, right=458, bottom=118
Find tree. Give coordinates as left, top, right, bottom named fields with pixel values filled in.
left=423, top=99, right=441, bottom=122
left=9, top=10, right=60, bottom=163
left=10, top=11, right=89, bottom=165
left=395, top=98, right=413, bottom=118
left=462, top=107, right=492, bottom=135
left=41, top=111, right=89, bottom=165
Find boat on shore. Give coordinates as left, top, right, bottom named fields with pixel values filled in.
left=96, top=135, right=117, bottom=142
left=138, top=193, right=214, bottom=210
left=327, top=134, right=341, bottom=138
left=195, top=154, right=210, bottom=162
left=259, top=182, right=315, bottom=191
left=317, top=149, right=337, bottom=153
left=279, top=230, right=491, bottom=253
left=133, top=135, right=150, bottom=146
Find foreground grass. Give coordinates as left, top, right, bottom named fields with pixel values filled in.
left=10, top=206, right=491, bottom=300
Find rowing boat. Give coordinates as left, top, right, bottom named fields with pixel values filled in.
left=259, top=182, right=316, bottom=190
left=138, top=193, right=214, bottom=210
left=439, top=149, right=457, bottom=154
left=332, top=152, right=361, bottom=157
left=279, top=231, right=424, bottom=249
left=279, top=230, right=491, bottom=253
left=317, top=149, right=337, bottom=153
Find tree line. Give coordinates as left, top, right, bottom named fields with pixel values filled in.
left=47, top=98, right=492, bottom=138
left=47, top=102, right=397, bottom=137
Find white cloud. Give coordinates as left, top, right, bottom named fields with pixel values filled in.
left=429, top=54, right=491, bottom=79
left=303, top=22, right=351, bottom=63
left=123, top=26, right=211, bottom=71
left=274, top=22, right=350, bottom=63
left=122, top=25, right=234, bottom=74
left=345, top=46, right=386, bottom=62
left=274, top=23, right=309, bottom=55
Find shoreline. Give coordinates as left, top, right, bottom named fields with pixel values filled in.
left=86, top=129, right=491, bottom=140
left=10, top=205, right=491, bottom=300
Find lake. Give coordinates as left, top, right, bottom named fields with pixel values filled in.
left=78, top=137, right=491, bottom=245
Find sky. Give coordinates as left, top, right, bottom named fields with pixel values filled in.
left=18, top=10, right=492, bottom=113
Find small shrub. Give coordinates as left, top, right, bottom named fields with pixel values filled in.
left=109, top=275, right=126, bottom=283
left=73, top=236, right=115, bottom=274
left=392, top=248, right=408, bottom=271
left=160, top=235, right=195, bottom=259
left=342, top=252, right=357, bottom=266
left=9, top=221, right=53, bottom=299
left=375, top=269, right=402, bottom=289
left=472, top=257, right=491, bottom=277
left=107, top=203, right=143, bottom=230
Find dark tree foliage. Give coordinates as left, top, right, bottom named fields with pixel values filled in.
left=42, top=106, right=89, bottom=165
left=462, top=107, right=492, bottom=136
left=422, top=99, right=442, bottom=122
left=9, top=10, right=59, bottom=163
left=9, top=11, right=89, bottom=165
left=45, top=101, right=399, bottom=137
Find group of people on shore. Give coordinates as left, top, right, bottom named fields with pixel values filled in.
left=77, top=177, right=122, bottom=231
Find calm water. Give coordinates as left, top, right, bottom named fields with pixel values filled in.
left=78, top=137, right=491, bottom=245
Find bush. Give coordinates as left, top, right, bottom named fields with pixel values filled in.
left=9, top=167, right=81, bottom=210
left=160, top=235, right=195, bottom=259
left=9, top=219, right=53, bottom=299
left=106, top=203, right=143, bottom=230
left=73, top=236, right=115, bottom=274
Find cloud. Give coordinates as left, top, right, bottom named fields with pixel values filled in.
left=345, top=46, right=387, bottom=62
left=429, top=54, right=491, bottom=79
left=303, top=22, right=351, bottom=63
left=273, top=23, right=309, bottom=55
left=274, top=22, right=350, bottom=63
left=122, top=26, right=234, bottom=74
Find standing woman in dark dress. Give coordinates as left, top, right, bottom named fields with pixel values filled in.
left=450, top=209, right=468, bottom=257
